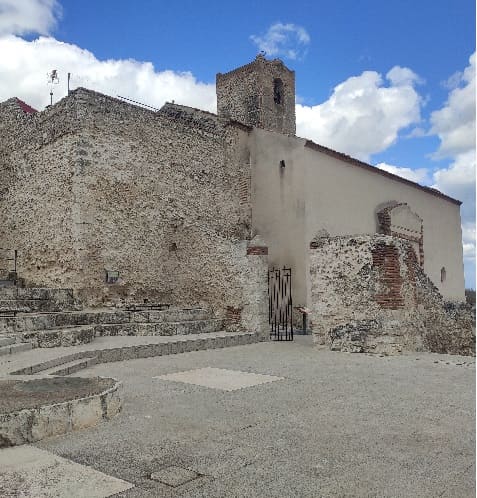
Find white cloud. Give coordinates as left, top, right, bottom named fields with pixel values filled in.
left=0, top=0, right=61, bottom=36
left=250, top=23, right=310, bottom=60
left=430, top=53, right=476, bottom=159
left=386, top=66, right=424, bottom=87
left=375, top=162, right=430, bottom=184
left=429, top=53, right=476, bottom=287
left=432, top=149, right=476, bottom=229
left=0, top=36, right=216, bottom=112
left=296, top=67, right=423, bottom=161
left=405, top=126, right=427, bottom=138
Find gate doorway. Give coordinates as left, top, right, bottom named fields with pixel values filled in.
left=268, top=267, right=293, bottom=341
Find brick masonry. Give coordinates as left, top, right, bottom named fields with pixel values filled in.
left=377, top=202, right=424, bottom=266
left=309, top=234, right=474, bottom=355
left=246, top=246, right=268, bottom=255
left=371, top=243, right=404, bottom=309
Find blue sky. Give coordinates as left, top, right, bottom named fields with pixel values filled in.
left=0, top=0, right=475, bottom=288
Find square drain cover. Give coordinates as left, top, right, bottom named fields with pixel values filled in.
left=150, top=466, right=201, bottom=487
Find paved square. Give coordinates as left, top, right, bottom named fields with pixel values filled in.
left=153, top=367, right=284, bottom=391
left=0, top=445, right=134, bottom=498
left=150, top=466, right=201, bottom=487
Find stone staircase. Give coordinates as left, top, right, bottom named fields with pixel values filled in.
left=0, top=287, right=79, bottom=313
left=0, top=287, right=263, bottom=364
left=2, top=307, right=224, bottom=348
left=8, top=331, right=260, bottom=377
left=0, top=335, right=32, bottom=356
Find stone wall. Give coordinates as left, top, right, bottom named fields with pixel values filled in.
left=309, top=234, right=475, bottom=355
left=0, top=97, right=80, bottom=287
left=217, top=55, right=296, bottom=135
left=0, top=90, right=268, bottom=334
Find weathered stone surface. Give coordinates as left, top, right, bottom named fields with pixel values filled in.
left=0, top=88, right=268, bottom=335
left=0, top=445, right=134, bottom=497
left=21, top=326, right=95, bottom=348
left=217, top=54, right=296, bottom=135
left=0, top=288, right=79, bottom=313
left=310, top=234, right=475, bottom=355
left=0, top=377, right=121, bottom=447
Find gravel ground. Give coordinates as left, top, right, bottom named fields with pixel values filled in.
left=34, top=337, right=475, bottom=498
left=0, top=377, right=115, bottom=412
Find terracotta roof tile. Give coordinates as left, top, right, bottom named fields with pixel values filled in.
left=15, top=98, right=37, bottom=114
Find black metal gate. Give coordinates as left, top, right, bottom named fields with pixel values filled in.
left=268, top=267, right=293, bottom=341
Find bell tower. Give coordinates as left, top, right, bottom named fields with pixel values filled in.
left=216, top=54, right=296, bottom=135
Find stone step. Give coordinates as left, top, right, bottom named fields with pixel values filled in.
left=0, top=316, right=15, bottom=334
left=0, top=342, right=32, bottom=356
left=94, top=319, right=224, bottom=337
left=21, top=326, right=96, bottom=348
left=0, top=336, right=15, bottom=347
left=0, top=288, right=79, bottom=313
left=0, top=287, right=73, bottom=300
left=10, top=331, right=262, bottom=375
left=41, top=356, right=98, bottom=376
left=11, top=352, right=88, bottom=375
left=11, top=308, right=213, bottom=333
left=129, top=308, right=211, bottom=323
left=0, top=302, right=30, bottom=313
left=14, top=310, right=131, bottom=332
left=0, top=299, right=77, bottom=313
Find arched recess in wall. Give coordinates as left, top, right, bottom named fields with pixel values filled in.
left=376, top=201, right=424, bottom=266
left=441, top=266, right=446, bottom=283
left=273, top=78, right=284, bottom=105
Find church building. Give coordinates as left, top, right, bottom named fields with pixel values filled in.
left=0, top=55, right=470, bottom=354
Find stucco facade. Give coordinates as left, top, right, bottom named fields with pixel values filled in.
left=250, top=128, right=465, bottom=304
left=0, top=54, right=469, bottom=352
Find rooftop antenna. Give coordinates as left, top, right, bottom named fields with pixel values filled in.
left=47, top=69, right=59, bottom=106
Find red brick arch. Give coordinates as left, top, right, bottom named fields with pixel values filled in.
left=376, top=202, right=424, bottom=267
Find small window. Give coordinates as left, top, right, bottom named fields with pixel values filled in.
left=273, top=78, right=284, bottom=104
left=440, top=267, right=446, bottom=283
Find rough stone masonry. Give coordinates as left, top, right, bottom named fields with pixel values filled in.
left=309, top=234, right=475, bottom=355
left=0, top=54, right=473, bottom=354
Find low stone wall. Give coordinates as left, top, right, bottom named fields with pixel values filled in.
left=0, top=377, right=121, bottom=447
left=309, top=234, right=475, bottom=355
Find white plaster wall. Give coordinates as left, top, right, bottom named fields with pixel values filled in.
left=249, top=130, right=308, bottom=303
left=250, top=128, right=465, bottom=303
left=303, top=146, right=464, bottom=302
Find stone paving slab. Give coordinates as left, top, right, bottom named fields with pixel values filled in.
left=32, top=338, right=475, bottom=497
left=154, top=367, right=284, bottom=391
left=0, top=445, right=133, bottom=497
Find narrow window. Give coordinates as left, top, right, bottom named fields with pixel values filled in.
left=440, top=267, right=446, bottom=283
left=273, top=78, right=284, bottom=104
